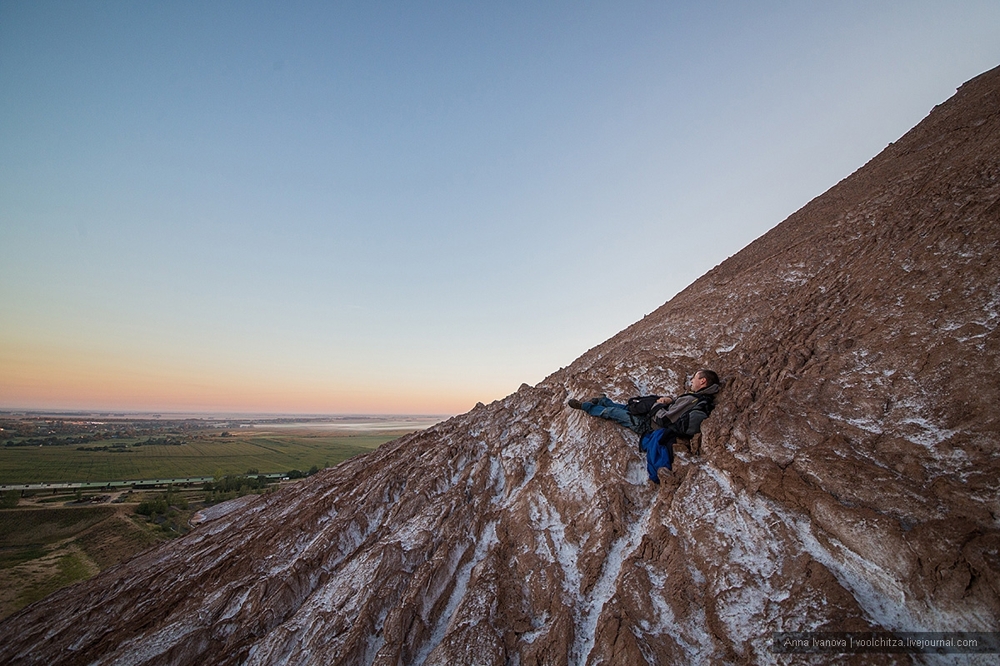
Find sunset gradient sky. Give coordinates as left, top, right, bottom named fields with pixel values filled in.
left=3, top=2, right=1000, bottom=415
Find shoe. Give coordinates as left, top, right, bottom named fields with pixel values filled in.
left=587, top=395, right=604, bottom=405
left=567, top=399, right=583, bottom=410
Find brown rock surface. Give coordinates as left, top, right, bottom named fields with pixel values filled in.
left=3, top=66, right=999, bottom=665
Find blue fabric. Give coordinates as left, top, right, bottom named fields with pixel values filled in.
left=581, top=397, right=637, bottom=431
left=640, top=428, right=675, bottom=484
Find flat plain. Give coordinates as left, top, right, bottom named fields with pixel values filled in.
left=0, top=430, right=404, bottom=485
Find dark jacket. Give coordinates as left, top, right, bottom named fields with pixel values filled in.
left=645, top=383, right=720, bottom=438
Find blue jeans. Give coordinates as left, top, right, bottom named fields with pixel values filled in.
left=582, top=397, right=641, bottom=433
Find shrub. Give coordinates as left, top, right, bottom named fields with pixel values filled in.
left=136, top=498, right=168, bottom=516
left=1, top=490, right=20, bottom=508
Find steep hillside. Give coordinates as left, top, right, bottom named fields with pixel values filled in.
left=2, top=66, right=998, bottom=665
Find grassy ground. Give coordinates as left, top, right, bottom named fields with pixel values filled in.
left=0, top=430, right=404, bottom=485
left=0, top=505, right=128, bottom=620
left=0, top=488, right=256, bottom=621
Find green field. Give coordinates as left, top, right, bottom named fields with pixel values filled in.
left=0, top=431, right=404, bottom=484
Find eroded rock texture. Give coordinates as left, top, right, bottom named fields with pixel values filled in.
left=3, top=66, right=999, bottom=666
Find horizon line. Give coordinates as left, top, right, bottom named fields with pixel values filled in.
left=0, top=409, right=455, bottom=420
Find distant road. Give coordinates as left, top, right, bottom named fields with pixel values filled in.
left=0, top=473, right=286, bottom=492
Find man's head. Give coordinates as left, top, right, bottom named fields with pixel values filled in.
left=690, top=369, right=719, bottom=392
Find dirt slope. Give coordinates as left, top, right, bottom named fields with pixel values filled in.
left=2, top=66, right=998, bottom=665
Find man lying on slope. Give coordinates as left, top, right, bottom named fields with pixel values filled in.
left=568, top=369, right=720, bottom=484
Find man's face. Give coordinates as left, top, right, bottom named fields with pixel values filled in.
left=690, top=372, right=707, bottom=392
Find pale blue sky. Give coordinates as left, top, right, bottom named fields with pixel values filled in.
left=2, top=1, right=999, bottom=413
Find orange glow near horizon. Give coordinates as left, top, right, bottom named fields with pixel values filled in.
left=0, top=342, right=480, bottom=415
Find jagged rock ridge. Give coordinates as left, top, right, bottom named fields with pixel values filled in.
left=2, top=66, right=999, bottom=665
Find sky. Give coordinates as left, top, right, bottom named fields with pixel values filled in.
left=2, top=1, right=999, bottom=415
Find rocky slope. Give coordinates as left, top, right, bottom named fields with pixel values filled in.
left=2, top=66, right=998, bottom=665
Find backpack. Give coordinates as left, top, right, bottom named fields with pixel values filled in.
left=626, top=395, right=661, bottom=416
